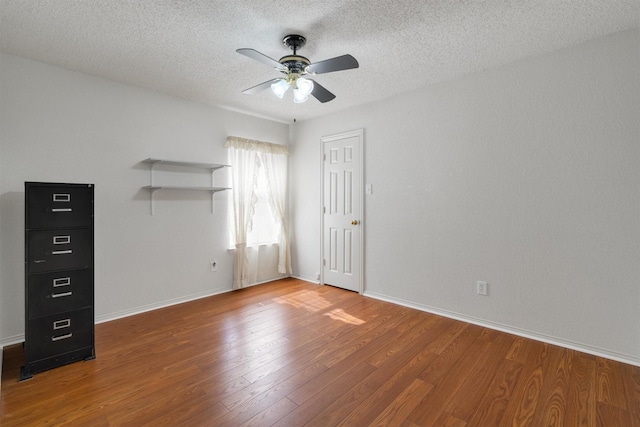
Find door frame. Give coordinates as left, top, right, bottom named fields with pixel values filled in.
left=320, top=128, right=364, bottom=294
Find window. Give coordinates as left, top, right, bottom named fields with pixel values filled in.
left=225, top=136, right=291, bottom=288
left=244, top=160, right=278, bottom=246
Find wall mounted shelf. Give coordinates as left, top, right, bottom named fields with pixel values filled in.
left=142, top=158, right=231, bottom=215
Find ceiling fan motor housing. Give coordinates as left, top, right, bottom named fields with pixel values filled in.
left=280, top=35, right=311, bottom=74
left=279, top=55, right=311, bottom=74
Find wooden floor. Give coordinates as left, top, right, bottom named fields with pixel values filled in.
left=2, top=278, right=639, bottom=426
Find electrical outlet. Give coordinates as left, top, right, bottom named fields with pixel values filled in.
left=477, top=281, right=488, bottom=296
left=211, top=260, right=217, bottom=272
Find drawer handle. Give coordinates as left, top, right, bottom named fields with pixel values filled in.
left=52, top=250, right=72, bottom=255
left=53, top=319, right=71, bottom=330
left=53, top=277, right=71, bottom=287
left=52, top=208, right=72, bottom=213
left=34, top=259, right=46, bottom=263
left=52, top=291, right=72, bottom=298
left=52, top=333, right=73, bottom=342
left=53, top=194, right=71, bottom=202
left=53, top=236, right=70, bottom=245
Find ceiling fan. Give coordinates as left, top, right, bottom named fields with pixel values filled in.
left=237, top=34, right=359, bottom=104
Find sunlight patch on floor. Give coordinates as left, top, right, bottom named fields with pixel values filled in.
left=273, top=290, right=332, bottom=312
left=273, top=290, right=366, bottom=325
left=323, top=308, right=365, bottom=325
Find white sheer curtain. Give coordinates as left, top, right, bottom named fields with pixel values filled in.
left=225, top=136, right=290, bottom=288
left=261, top=149, right=291, bottom=274
left=225, top=139, right=259, bottom=289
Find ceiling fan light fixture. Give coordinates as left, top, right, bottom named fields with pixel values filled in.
left=293, top=77, right=314, bottom=103
left=296, top=77, right=314, bottom=96
left=270, top=79, right=289, bottom=98
left=293, top=91, right=309, bottom=103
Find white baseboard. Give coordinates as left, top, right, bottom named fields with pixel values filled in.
left=95, top=286, right=234, bottom=324
left=241, top=275, right=289, bottom=289
left=292, top=274, right=320, bottom=285
left=1, top=336, right=22, bottom=393
left=0, top=333, right=26, bottom=348
left=363, top=290, right=640, bottom=368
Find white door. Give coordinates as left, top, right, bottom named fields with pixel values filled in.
left=322, top=129, right=363, bottom=293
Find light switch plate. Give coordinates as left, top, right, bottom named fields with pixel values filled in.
left=477, top=281, right=488, bottom=296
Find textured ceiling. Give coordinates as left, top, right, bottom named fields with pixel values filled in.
left=1, top=1, right=639, bottom=123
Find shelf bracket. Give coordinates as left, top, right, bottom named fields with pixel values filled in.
left=148, top=162, right=156, bottom=215
left=149, top=187, right=160, bottom=216
left=208, top=168, right=229, bottom=213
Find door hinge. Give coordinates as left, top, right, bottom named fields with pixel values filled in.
left=323, top=259, right=326, bottom=266
left=323, top=153, right=326, bottom=161
left=323, top=206, right=326, bottom=214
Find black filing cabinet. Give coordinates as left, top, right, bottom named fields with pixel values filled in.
left=21, top=182, right=95, bottom=380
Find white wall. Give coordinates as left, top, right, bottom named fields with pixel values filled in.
left=290, top=29, right=640, bottom=364
left=0, top=92, right=3, bottom=381
left=0, top=53, right=289, bottom=344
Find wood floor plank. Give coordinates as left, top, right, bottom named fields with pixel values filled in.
left=2, top=278, right=639, bottom=426
left=566, top=354, right=598, bottom=426
left=418, top=323, right=484, bottom=386
left=366, top=312, right=443, bottom=368
left=444, top=332, right=517, bottom=421
left=625, top=363, right=640, bottom=425
left=197, top=299, right=372, bottom=406
left=140, top=394, right=229, bottom=427
left=409, top=326, right=494, bottom=426
left=469, top=357, right=524, bottom=426
left=274, top=361, right=377, bottom=426
left=287, top=350, right=376, bottom=406
left=597, top=356, right=629, bottom=410
left=433, top=411, right=468, bottom=427
left=300, top=375, right=374, bottom=426
left=238, top=396, right=298, bottom=427
left=340, top=347, right=437, bottom=425
left=509, top=342, right=559, bottom=425
left=368, top=378, right=434, bottom=426
left=239, top=321, right=339, bottom=384
left=506, top=337, right=529, bottom=363
left=596, top=401, right=633, bottom=427
left=317, top=307, right=412, bottom=368
left=219, top=359, right=327, bottom=427
left=530, top=347, right=573, bottom=426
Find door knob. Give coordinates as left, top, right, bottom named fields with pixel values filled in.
left=351, top=220, right=359, bottom=225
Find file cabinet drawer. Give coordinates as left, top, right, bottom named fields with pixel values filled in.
left=27, top=269, right=93, bottom=318
left=26, top=184, right=93, bottom=229
left=26, top=308, right=94, bottom=362
left=27, top=228, right=92, bottom=274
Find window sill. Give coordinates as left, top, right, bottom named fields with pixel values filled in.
left=228, top=242, right=278, bottom=252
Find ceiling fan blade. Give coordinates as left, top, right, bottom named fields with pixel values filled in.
left=236, top=48, right=285, bottom=70
left=242, top=78, right=282, bottom=94
left=309, top=80, right=336, bottom=103
left=307, top=54, right=359, bottom=74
